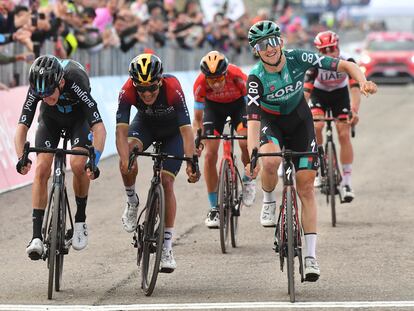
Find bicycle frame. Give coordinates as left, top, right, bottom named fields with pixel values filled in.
left=129, top=141, right=198, bottom=295
left=22, top=131, right=95, bottom=299
left=250, top=147, right=317, bottom=302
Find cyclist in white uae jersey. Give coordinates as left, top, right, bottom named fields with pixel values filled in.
left=304, top=31, right=360, bottom=201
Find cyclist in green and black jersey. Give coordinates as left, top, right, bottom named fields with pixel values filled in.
left=245, top=21, right=377, bottom=281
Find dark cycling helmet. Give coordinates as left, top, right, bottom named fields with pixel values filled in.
left=314, top=31, right=339, bottom=49
left=248, top=20, right=281, bottom=48
left=29, top=55, right=64, bottom=98
left=200, top=51, right=229, bottom=77
left=129, top=53, right=163, bottom=84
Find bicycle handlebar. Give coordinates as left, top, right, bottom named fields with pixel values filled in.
left=22, top=141, right=98, bottom=174
left=313, top=111, right=356, bottom=138
left=128, top=145, right=200, bottom=183
left=195, top=128, right=247, bottom=149
left=250, top=147, right=318, bottom=176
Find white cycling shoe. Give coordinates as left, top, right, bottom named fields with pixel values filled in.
left=243, top=179, right=256, bottom=207
left=26, top=238, right=44, bottom=260
left=260, top=202, right=277, bottom=227
left=72, top=222, right=88, bottom=250
left=122, top=197, right=139, bottom=233
left=160, top=248, right=176, bottom=273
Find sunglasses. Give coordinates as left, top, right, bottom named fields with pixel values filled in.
left=206, top=75, right=225, bottom=84
left=318, top=46, right=337, bottom=54
left=133, top=81, right=161, bottom=93
left=32, top=85, right=56, bottom=98
left=254, top=36, right=280, bottom=51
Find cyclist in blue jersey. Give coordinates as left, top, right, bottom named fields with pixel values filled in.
left=14, top=55, right=106, bottom=260
left=245, top=21, right=377, bottom=281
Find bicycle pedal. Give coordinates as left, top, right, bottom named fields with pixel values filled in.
left=232, top=206, right=241, bottom=217
left=159, top=267, right=174, bottom=274
left=273, top=242, right=279, bottom=253
left=65, top=229, right=73, bottom=240
left=61, top=246, right=69, bottom=255
left=28, top=252, right=42, bottom=261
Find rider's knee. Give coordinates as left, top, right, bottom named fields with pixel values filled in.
left=35, top=161, right=52, bottom=182
left=204, top=150, right=218, bottom=163
left=262, top=157, right=279, bottom=175
left=70, top=156, right=87, bottom=176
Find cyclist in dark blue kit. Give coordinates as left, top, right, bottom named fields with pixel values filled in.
left=14, top=55, right=106, bottom=260
left=116, top=53, right=199, bottom=273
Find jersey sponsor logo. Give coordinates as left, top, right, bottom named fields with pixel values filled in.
left=20, top=115, right=27, bottom=123
left=283, top=72, right=289, bottom=83
left=247, top=81, right=260, bottom=106
left=261, top=126, right=268, bottom=134
left=93, top=111, right=101, bottom=121
left=71, top=82, right=95, bottom=108
left=23, top=92, right=37, bottom=112
left=301, top=52, right=325, bottom=67
left=45, top=140, right=51, bottom=148
left=319, top=71, right=345, bottom=81
left=266, top=81, right=303, bottom=100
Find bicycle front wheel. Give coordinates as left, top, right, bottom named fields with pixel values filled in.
left=286, top=187, right=296, bottom=303
left=327, top=142, right=337, bottom=227
left=47, top=186, right=61, bottom=299
left=218, top=160, right=231, bottom=254
left=55, top=188, right=67, bottom=291
left=141, top=184, right=165, bottom=296
left=230, top=166, right=242, bottom=248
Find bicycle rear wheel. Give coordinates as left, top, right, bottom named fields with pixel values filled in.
left=286, top=187, right=296, bottom=303
left=218, top=160, right=231, bottom=254
left=327, top=142, right=337, bottom=227
left=230, top=166, right=242, bottom=248
left=55, top=189, right=67, bottom=291
left=47, top=186, right=61, bottom=299
left=141, top=184, right=165, bottom=296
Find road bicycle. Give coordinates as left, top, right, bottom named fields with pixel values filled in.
left=195, top=120, right=246, bottom=254
left=128, top=142, right=199, bottom=296
left=250, top=147, right=317, bottom=303
left=21, top=130, right=97, bottom=299
left=314, top=108, right=355, bottom=227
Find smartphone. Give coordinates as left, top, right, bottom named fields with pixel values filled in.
left=31, top=14, right=38, bottom=27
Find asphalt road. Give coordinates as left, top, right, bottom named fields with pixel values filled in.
left=0, top=84, right=413, bottom=310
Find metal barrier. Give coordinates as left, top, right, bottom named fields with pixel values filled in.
left=0, top=39, right=256, bottom=86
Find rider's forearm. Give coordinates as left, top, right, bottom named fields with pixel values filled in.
left=91, top=122, right=106, bottom=153
left=115, top=124, right=130, bottom=161
left=338, top=60, right=367, bottom=86
left=349, top=87, right=361, bottom=113
left=180, top=125, right=196, bottom=156
left=14, top=123, right=29, bottom=158
left=247, top=120, right=260, bottom=158
left=192, top=109, right=203, bottom=133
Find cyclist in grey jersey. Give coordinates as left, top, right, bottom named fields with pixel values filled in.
left=304, top=31, right=361, bottom=201
left=245, top=21, right=377, bottom=282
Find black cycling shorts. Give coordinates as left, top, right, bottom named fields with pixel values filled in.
left=260, top=97, right=318, bottom=171
left=309, top=86, right=351, bottom=118
left=35, top=103, right=91, bottom=149
left=203, top=97, right=247, bottom=135
left=128, top=116, right=184, bottom=177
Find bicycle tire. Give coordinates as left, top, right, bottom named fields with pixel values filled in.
left=286, top=187, right=296, bottom=303
left=327, top=142, right=337, bottom=227
left=141, top=184, right=165, bottom=296
left=218, top=160, right=231, bottom=254
left=55, top=188, right=66, bottom=291
left=47, top=186, right=60, bottom=299
left=230, top=166, right=242, bottom=248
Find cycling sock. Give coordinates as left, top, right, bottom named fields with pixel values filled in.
left=262, top=188, right=276, bottom=203
left=208, top=192, right=218, bottom=208
left=342, top=164, right=352, bottom=186
left=75, top=196, right=88, bottom=222
left=125, top=185, right=139, bottom=205
left=164, top=227, right=174, bottom=251
left=242, top=174, right=252, bottom=182
left=304, top=233, right=317, bottom=258
left=32, top=209, right=45, bottom=240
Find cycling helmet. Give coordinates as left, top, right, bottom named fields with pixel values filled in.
left=200, top=51, right=229, bottom=77
left=29, top=55, right=64, bottom=98
left=248, top=20, right=281, bottom=48
left=129, top=53, right=163, bottom=84
left=314, top=31, right=339, bottom=49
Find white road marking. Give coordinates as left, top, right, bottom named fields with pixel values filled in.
left=1, top=301, right=414, bottom=310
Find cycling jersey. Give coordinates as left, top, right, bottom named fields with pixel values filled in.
left=117, top=74, right=190, bottom=138
left=193, top=64, right=247, bottom=107
left=18, top=59, right=102, bottom=128
left=304, top=52, right=359, bottom=93
left=117, top=74, right=191, bottom=176
left=246, top=49, right=339, bottom=118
